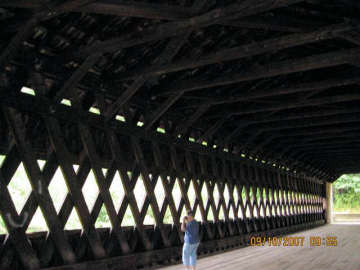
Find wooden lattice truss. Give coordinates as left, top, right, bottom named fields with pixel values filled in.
left=0, top=0, right=359, bottom=269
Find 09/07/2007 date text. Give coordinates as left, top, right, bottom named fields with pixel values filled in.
left=250, top=236, right=338, bottom=247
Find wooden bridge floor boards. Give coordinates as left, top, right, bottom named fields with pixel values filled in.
left=158, top=224, right=360, bottom=270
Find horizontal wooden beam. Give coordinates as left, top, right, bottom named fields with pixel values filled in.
left=222, top=17, right=308, bottom=32
left=0, top=0, right=196, bottom=20
left=82, top=0, right=304, bottom=55
left=230, top=94, right=360, bottom=117
left=0, top=91, right=281, bottom=172
left=212, top=76, right=360, bottom=106
left=117, top=23, right=351, bottom=81
left=266, top=126, right=360, bottom=140
left=253, top=109, right=360, bottom=132
left=162, top=48, right=360, bottom=95
left=218, top=102, right=360, bottom=143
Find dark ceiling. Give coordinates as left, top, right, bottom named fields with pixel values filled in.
left=1, top=0, right=360, bottom=181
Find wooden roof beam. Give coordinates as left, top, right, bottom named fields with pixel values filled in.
left=0, top=0, right=197, bottom=20
left=211, top=76, right=360, bottom=106
left=248, top=109, right=360, bottom=132
left=106, top=0, right=209, bottom=124
left=82, top=0, right=305, bottom=55
left=229, top=94, right=360, bottom=117
left=162, top=48, right=360, bottom=95
left=117, top=23, right=352, bottom=81
left=222, top=104, right=360, bottom=144
left=145, top=24, right=354, bottom=132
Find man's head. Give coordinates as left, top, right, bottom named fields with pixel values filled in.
left=187, top=210, right=194, bottom=221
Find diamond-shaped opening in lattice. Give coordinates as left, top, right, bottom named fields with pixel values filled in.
left=256, top=188, right=261, bottom=205
left=95, top=204, right=111, bottom=228
left=207, top=207, right=215, bottom=221
left=65, top=208, right=83, bottom=230
left=180, top=206, right=187, bottom=221
left=241, top=187, right=247, bottom=203
left=224, top=183, right=230, bottom=207
left=8, top=162, right=33, bottom=215
left=0, top=214, right=8, bottom=234
left=109, top=171, right=125, bottom=213
left=73, top=164, right=79, bottom=173
left=163, top=206, right=174, bottom=224
left=134, top=175, right=147, bottom=210
left=260, top=205, right=265, bottom=217
left=0, top=155, right=5, bottom=167
left=27, top=207, right=49, bottom=233
left=253, top=207, right=259, bottom=218
left=238, top=206, right=244, bottom=219
left=245, top=205, right=251, bottom=218
left=269, top=189, right=273, bottom=203
left=213, top=183, right=220, bottom=208
left=272, top=206, right=276, bottom=216
left=266, top=205, right=271, bottom=216
left=37, top=160, right=46, bottom=171
left=201, top=183, right=208, bottom=206
left=143, top=205, right=155, bottom=225
left=274, top=191, right=278, bottom=203
left=154, top=177, right=165, bottom=209
left=121, top=205, right=136, bottom=227
left=82, top=169, right=99, bottom=212
left=188, top=180, right=196, bottom=209
left=233, top=186, right=239, bottom=205
left=249, top=187, right=254, bottom=206
left=218, top=206, right=225, bottom=221
left=49, top=167, right=69, bottom=213
left=172, top=178, right=182, bottom=210
left=194, top=208, right=202, bottom=222
left=289, top=205, right=293, bottom=215
left=229, top=205, right=235, bottom=220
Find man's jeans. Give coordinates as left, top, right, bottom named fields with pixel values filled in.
left=182, top=242, right=200, bottom=266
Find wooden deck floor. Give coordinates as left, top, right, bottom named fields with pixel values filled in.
left=158, top=224, right=360, bottom=270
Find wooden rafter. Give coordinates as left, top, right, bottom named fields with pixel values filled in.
left=117, top=23, right=351, bottom=81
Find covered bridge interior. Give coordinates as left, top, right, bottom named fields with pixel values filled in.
left=0, top=0, right=359, bottom=269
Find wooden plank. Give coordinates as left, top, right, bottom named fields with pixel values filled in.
left=222, top=18, right=307, bottom=32
left=79, top=0, right=196, bottom=20
left=117, top=23, right=351, bottom=81
left=0, top=0, right=196, bottom=20
left=4, top=108, right=77, bottom=264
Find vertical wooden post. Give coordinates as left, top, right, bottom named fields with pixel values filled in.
left=325, top=182, right=333, bottom=224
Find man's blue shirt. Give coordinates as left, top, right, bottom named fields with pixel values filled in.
left=184, top=220, right=199, bottom=244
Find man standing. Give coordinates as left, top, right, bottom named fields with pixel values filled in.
left=181, top=210, right=200, bottom=270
